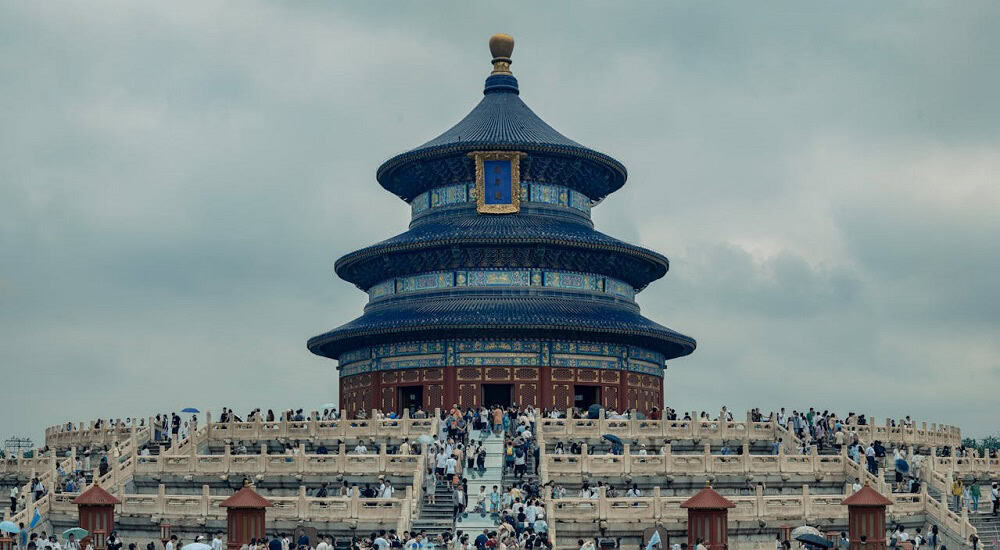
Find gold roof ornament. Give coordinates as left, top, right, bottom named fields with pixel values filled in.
left=489, top=33, right=514, bottom=75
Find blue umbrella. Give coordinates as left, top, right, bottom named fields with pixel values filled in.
left=795, top=534, right=833, bottom=549
left=602, top=434, right=624, bottom=446
left=181, top=408, right=200, bottom=413
left=63, top=528, right=88, bottom=540
left=0, top=521, right=19, bottom=534
left=895, top=458, right=910, bottom=473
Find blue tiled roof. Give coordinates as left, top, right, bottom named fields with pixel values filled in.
left=334, top=213, right=670, bottom=291
left=376, top=75, right=627, bottom=201
left=307, top=294, right=696, bottom=360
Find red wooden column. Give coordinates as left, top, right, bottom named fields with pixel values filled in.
left=680, top=483, right=735, bottom=550
left=73, top=485, right=121, bottom=550
left=841, top=486, right=892, bottom=550
left=220, top=486, right=272, bottom=550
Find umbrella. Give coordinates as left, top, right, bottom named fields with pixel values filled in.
left=63, top=528, right=88, bottom=540
left=320, top=403, right=337, bottom=409
left=795, top=534, right=833, bottom=549
left=181, top=408, right=200, bottom=414
left=0, top=521, right=19, bottom=534
left=602, top=434, right=624, bottom=447
left=417, top=435, right=434, bottom=444
left=587, top=404, right=602, bottom=419
left=790, top=526, right=822, bottom=538
left=895, top=458, right=910, bottom=473
left=182, top=544, right=212, bottom=550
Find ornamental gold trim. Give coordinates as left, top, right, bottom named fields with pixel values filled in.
left=470, top=150, right=524, bottom=214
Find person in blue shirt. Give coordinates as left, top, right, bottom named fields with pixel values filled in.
left=268, top=535, right=282, bottom=550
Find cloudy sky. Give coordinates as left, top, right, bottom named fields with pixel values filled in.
left=2, top=2, right=998, bottom=445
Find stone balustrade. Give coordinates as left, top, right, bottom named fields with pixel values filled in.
left=46, top=414, right=439, bottom=449
left=552, top=484, right=971, bottom=539
left=48, top=485, right=412, bottom=532
left=539, top=409, right=961, bottom=447
left=133, top=444, right=424, bottom=477
left=541, top=443, right=1000, bottom=486
left=552, top=484, right=922, bottom=524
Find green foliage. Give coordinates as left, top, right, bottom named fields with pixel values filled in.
left=962, top=435, right=1000, bottom=453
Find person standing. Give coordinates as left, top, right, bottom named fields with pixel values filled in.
left=970, top=482, right=980, bottom=512
left=952, top=479, right=963, bottom=511
left=991, top=482, right=999, bottom=516
left=9, top=485, right=16, bottom=514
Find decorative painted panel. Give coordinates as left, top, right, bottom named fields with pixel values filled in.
left=568, top=190, right=592, bottom=213
left=461, top=270, right=531, bottom=287
left=339, top=348, right=370, bottom=365
left=397, top=272, right=454, bottom=293
left=410, top=192, right=430, bottom=216
left=530, top=183, right=567, bottom=206
left=458, top=368, right=480, bottom=380
left=551, top=356, right=620, bottom=370
left=543, top=271, right=600, bottom=291
left=457, top=340, right=542, bottom=352
left=605, top=277, right=635, bottom=300
left=375, top=342, right=446, bottom=357
left=457, top=354, right=539, bottom=366
left=552, top=384, right=572, bottom=409
left=430, top=184, right=468, bottom=207
left=423, top=368, right=443, bottom=381
left=411, top=182, right=593, bottom=217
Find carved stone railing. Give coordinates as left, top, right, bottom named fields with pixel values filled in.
left=48, top=485, right=411, bottom=531
left=133, top=444, right=423, bottom=477
left=553, top=485, right=929, bottom=526
left=538, top=409, right=961, bottom=448
left=47, top=413, right=438, bottom=450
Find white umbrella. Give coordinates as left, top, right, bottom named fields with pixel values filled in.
left=320, top=403, right=337, bottom=409
left=182, top=544, right=212, bottom=550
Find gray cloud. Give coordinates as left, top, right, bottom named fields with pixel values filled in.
left=1, top=1, right=998, bottom=443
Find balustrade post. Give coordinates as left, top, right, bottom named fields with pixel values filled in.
left=157, top=483, right=166, bottom=515
left=653, top=486, right=662, bottom=520
left=379, top=442, right=388, bottom=473
left=299, top=443, right=306, bottom=474
left=778, top=440, right=785, bottom=473
left=280, top=415, right=288, bottom=439
left=351, top=486, right=360, bottom=519
left=692, top=411, right=700, bottom=437
left=743, top=443, right=750, bottom=474
left=566, top=409, right=573, bottom=436
left=662, top=444, right=672, bottom=475
left=202, top=484, right=210, bottom=517
left=598, top=485, right=608, bottom=521
left=224, top=444, right=231, bottom=474
left=623, top=444, right=631, bottom=475
left=298, top=485, right=307, bottom=520
left=802, top=484, right=811, bottom=520
left=704, top=443, right=713, bottom=473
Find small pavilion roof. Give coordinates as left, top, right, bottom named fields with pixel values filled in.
left=220, top=486, right=273, bottom=508
left=73, top=485, right=121, bottom=506
left=841, top=486, right=892, bottom=507
left=680, top=485, right=735, bottom=509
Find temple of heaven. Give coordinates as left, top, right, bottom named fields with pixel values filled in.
left=308, top=34, right=695, bottom=417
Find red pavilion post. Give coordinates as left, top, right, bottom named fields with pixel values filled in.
left=680, top=483, right=735, bottom=550
left=841, top=486, right=892, bottom=550
left=220, top=486, right=272, bottom=550
left=73, top=485, right=121, bottom=550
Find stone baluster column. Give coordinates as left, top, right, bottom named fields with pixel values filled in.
left=623, top=444, right=631, bottom=475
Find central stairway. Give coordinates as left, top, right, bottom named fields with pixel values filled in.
left=455, top=430, right=506, bottom=532
left=411, top=478, right=457, bottom=537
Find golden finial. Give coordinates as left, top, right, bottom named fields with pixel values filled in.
left=489, top=33, right=514, bottom=75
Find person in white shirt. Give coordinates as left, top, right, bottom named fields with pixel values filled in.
left=626, top=484, right=642, bottom=497
left=373, top=532, right=389, bottom=550
left=212, top=533, right=224, bottom=550
left=445, top=455, right=457, bottom=477
left=353, top=443, right=368, bottom=454
left=315, top=537, right=330, bottom=550
left=165, top=537, right=177, bottom=550
left=380, top=482, right=394, bottom=499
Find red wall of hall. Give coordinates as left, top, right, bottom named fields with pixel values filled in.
left=338, top=366, right=663, bottom=417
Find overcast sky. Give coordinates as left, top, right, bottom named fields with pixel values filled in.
left=2, top=2, right=998, bottom=445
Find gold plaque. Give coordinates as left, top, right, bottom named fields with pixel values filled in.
left=470, top=151, right=524, bottom=214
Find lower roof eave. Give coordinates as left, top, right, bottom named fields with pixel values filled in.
left=306, top=325, right=696, bottom=363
